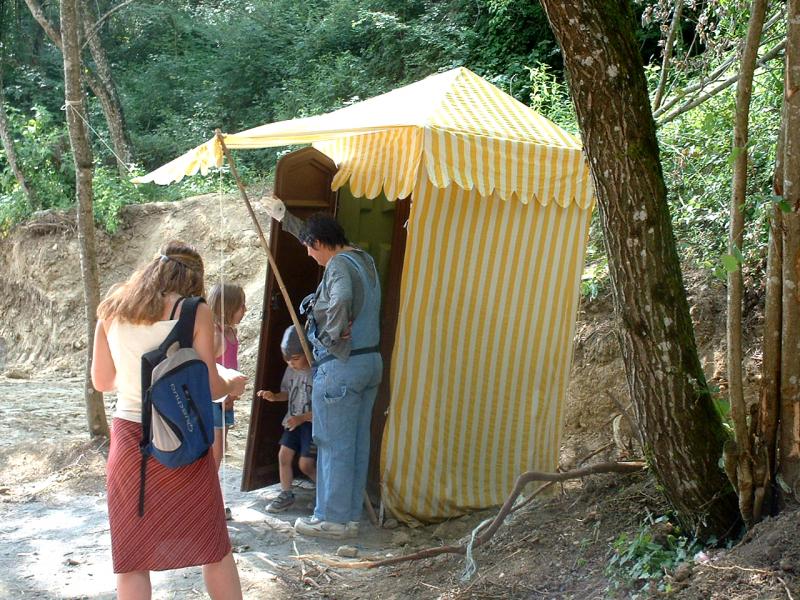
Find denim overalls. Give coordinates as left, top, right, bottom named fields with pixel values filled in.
left=305, top=251, right=383, bottom=524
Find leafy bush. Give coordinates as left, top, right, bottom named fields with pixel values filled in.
left=606, top=514, right=703, bottom=595
left=0, top=103, right=236, bottom=233
left=657, top=58, right=782, bottom=281
left=0, top=105, right=73, bottom=232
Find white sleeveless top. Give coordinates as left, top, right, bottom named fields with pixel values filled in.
left=107, top=318, right=178, bottom=422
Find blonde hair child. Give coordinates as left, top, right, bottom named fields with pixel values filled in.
left=207, top=283, right=246, bottom=472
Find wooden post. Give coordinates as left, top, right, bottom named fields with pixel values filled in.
left=214, top=129, right=314, bottom=368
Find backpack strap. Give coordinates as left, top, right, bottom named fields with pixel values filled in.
left=151, top=296, right=205, bottom=355
left=172, top=296, right=204, bottom=349
left=168, top=296, right=184, bottom=320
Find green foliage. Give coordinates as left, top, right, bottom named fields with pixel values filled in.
left=0, top=0, right=561, bottom=230
left=527, top=62, right=577, bottom=133
left=0, top=105, right=72, bottom=231
left=606, top=514, right=703, bottom=595
left=0, top=104, right=230, bottom=233
left=93, top=165, right=235, bottom=233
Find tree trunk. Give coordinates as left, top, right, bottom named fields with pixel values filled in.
left=0, top=77, right=37, bottom=210
left=540, top=0, right=739, bottom=538
left=758, top=178, right=782, bottom=518
left=726, top=0, right=768, bottom=527
left=79, top=0, right=133, bottom=172
left=779, top=0, right=800, bottom=491
left=60, top=0, right=108, bottom=439
left=24, top=0, right=133, bottom=173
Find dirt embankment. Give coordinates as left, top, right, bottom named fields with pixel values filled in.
left=0, top=195, right=268, bottom=378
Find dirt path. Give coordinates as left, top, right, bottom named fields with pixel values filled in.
left=0, top=377, right=472, bottom=599
left=2, top=378, right=799, bottom=599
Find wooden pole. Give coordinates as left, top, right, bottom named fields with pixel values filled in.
left=214, top=130, right=314, bottom=367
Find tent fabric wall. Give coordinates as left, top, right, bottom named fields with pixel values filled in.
left=380, top=169, right=592, bottom=522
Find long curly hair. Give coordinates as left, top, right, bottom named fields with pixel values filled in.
left=97, top=240, right=205, bottom=324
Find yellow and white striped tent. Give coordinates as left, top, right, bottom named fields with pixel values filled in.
left=136, top=67, right=595, bottom=522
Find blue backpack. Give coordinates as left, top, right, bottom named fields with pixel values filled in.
left=138, top=296, right=214, bottom=516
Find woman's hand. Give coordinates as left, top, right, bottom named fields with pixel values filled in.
left=224, top=373, right=247, bottom=398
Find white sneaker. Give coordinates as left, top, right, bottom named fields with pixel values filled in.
left=346, top=521, right=359, bottom=535
left=294, top=517, right=349, bottom=539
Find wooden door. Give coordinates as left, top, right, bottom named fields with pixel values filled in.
left=241, top=147, right=337, bottom=491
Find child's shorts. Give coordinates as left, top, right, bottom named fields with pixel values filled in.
left=279, top=422, right=316, bottom=458
left=213, top=402, right=235, bottom=429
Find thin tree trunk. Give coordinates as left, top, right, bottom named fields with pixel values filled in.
left=757, top=121, right=783, bottom=517
left=540, top=0, right=738, bottom=538
left=652, top=0, right=684, bottom=111
left=726, top=0, right=768, bottom=527
left=79, top=0, right=132, bottom=172
left=779, top=0, right=800, bottom=490
left=0, top=77, right=37, bottom=210
left=24, top=0, right=132, bottom=172
left=60, top=0, right=108, bottom=439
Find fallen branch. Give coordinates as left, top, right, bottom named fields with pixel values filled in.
left=361, top=461, right=645, bottom=569
left=512, top=440, right=617, bottom=515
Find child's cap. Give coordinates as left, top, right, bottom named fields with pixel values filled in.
left=280, top=325, right=305, bottom=358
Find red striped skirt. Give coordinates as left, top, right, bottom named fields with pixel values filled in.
left=107, top=417, right=231, bottom=573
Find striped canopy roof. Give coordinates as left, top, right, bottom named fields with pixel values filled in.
left=135, top=67, right=593, bottom=208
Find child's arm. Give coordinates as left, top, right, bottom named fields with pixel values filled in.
left=285, top=411, right=312, bottom=431
left=256, top=390, right=288, bottom=402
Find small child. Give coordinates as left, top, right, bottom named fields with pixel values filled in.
left=208, top=283, right=246, bottom=471
left=257, top=325, right=316, bottom=513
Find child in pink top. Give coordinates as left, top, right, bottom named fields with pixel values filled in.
left=208, top=283, right=246, bottom=470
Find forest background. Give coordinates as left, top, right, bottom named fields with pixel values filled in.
left=0, top=0, right=783, bottom=289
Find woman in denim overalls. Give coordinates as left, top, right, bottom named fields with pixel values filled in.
left=265, top=202, right=382, bottom=539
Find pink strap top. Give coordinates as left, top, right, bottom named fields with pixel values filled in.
left=218, top=331, right=239, bottom=370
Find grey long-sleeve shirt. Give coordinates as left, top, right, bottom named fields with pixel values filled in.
left=282, top=212, right=376, bottom=360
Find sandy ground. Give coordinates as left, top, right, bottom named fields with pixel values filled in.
left=0, top=377, right=449, bottom=599
left=3, top=375, right=798, bottom=600
left=1, top=374, right=521, bottom=600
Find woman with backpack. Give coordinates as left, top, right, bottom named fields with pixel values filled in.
left=91, top=240, right=247, bottom=600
